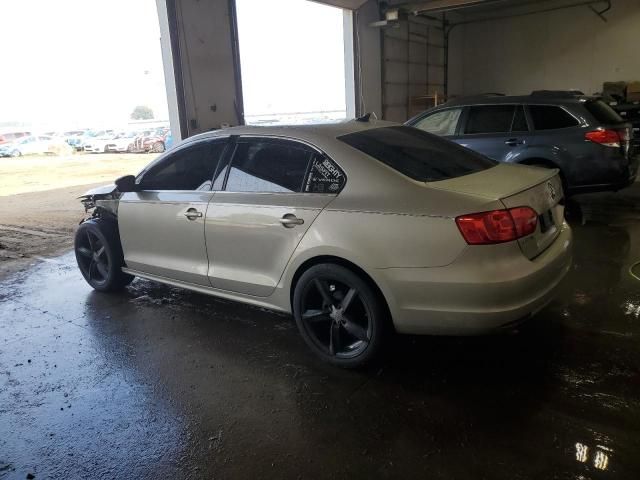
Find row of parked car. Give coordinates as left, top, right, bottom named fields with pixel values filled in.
left=0, top=127, right=172, bottom=157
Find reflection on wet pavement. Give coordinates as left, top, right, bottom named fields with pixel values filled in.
left=1, top=184, right=640, bottom=479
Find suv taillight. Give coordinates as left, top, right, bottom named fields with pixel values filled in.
left=455, top=207, right=538, bottom=245
left=585, top=129, right=621, bottom=147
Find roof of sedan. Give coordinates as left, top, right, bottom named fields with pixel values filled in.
left=188, top=119, right=399, bottom=144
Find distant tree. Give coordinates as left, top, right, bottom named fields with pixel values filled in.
left=131, top=105, right=154, bottom=120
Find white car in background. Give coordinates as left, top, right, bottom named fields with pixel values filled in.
left=0, top=135, right=71, bottom=157
left=110, top=132, right=137, bottom=152
left=84, top=132, right=137, bottom=153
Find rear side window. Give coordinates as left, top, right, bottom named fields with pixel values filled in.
left=338, top=126, right=496, bottom=182
left=413, top=108, right=462, bottom=136
left=584, top=100, right=623, bottom=124
left=226, top=141, right=312, bottom=193
left=528, top=105, right=579, bottom=130
left=304, top=154, right=345, bottom=193
left=464, top=105, right=515, bottom=134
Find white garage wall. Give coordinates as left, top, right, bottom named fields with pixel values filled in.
left=448, top=0, right=640, bottom=98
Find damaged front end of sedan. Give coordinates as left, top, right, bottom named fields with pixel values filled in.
left=78, top=184, right=121, bottom=222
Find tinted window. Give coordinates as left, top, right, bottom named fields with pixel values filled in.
left=511, top=106, right=528, bottom=132
left=140, top=140, right=224, bottom=190
left=584, top=100, right=623, bottom=124
left=528, top=105, right=579, bottom=130
left=304, top=154, right=346, bottom=193
left=338, top=126, right=496, bottom=182
left=226, top=141, right=312, bottom=193
left=413, top=108, right=461, bottom=136
left=464, top=105, right=515, bottom=134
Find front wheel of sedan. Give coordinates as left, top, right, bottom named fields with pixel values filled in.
left=293, top=264, right=388, bottom=368
left=75, top=220, right=134, bottom=292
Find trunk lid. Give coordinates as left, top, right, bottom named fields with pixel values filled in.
left=429, top=163, right=564, bottom=259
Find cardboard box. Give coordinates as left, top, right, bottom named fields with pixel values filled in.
left=627, top=82, right=640, bottom=103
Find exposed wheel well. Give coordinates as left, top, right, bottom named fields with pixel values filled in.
left=290, top=255, right=393, bottom=327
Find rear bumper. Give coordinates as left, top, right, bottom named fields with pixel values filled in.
left=376, top=223, right=572, bottom=335
left=569, top=154, right=638, bottom=193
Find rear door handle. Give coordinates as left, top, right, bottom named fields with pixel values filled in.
left=505, top=138, right=524, bottom=146
left=184, top=208, right=203, bottom=220
left=280, top=213, right=304, bottom=228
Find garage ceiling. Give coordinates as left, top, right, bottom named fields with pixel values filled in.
left=309, top=0, right=370, bottom=9
left=387, top=0, right=610, bottom=17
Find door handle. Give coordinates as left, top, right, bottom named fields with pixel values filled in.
left=505, top=138, right=524, bottom=146
left=279, top=213, right=304, bottom=228
left=184, top=208, right=203, bottom=220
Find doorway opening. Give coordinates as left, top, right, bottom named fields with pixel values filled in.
left=235, top=0, right=355, bottom=125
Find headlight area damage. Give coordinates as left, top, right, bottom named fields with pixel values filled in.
left=78, top=184, right=121, bottom=222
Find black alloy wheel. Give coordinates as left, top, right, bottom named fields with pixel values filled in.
left=74, top=220, right=134, bottom=292
left=293, top=264, right=387, bottom=368
left=76, top=229, right=110, bottom=287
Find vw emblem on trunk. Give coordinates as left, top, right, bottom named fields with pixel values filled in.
left=547, top=181, right=557, bottom=202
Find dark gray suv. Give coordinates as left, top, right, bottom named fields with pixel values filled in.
left=406, top=93, right=638, bottom=193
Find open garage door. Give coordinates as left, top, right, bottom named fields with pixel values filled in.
left=381, top=15, right=446, bottom=122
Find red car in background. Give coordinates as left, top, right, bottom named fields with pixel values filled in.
left=0, top=131, right=31, bottom=144
left=130, top=128, right=169, bottom=153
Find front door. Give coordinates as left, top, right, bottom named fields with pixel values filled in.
left=118, top=138, right=229, bottom=286
left=205, top=137, right=345, bottom=297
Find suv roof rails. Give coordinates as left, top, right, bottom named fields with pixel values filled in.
left=530, top=90, right=584, bottom=97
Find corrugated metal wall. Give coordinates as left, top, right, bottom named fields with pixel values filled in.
left=381, top=15, right=446, bottom=122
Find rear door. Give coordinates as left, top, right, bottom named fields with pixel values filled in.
left=457, top=105, right=532, bottom=162
left=118, top=137, right=229, bottom=285
left=205, top=137, right=344, bottom=297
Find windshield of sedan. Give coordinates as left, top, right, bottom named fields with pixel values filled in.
left=338, top=126, right=496, bottom=182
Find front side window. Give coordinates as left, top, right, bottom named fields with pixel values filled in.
left=464, top=105, right=515, bottom=134
left=413, top=108, right=462, bottom=136
left=139, top=140, right=226, bottom=191
left=528, top=105, right=579, bottom=130
left=511, top=106, right=529, bottom=132
left=225, top=140, right=312, bottom=193
left=339, top=126, right=496, bottom=182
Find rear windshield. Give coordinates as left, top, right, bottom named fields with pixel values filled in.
left=338, top=126, right=496, bottom=182
left=584, top=99, right=624, bottom=124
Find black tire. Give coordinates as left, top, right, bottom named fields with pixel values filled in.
left=293, top=263, right=387, bottom=368
left=74, top=219, right=134, bottom=292
left=151, top=141, right=165, bottom=153
left=11, top=150, right=21, bottom=157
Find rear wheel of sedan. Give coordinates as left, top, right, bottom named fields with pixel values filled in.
left=74, top=220, right=134, bottom=292
left=293, top=264, right=387, bottom=368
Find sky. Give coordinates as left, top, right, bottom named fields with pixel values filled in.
left=0, top=0, right=348, bottom=130
left=235, top=0, right=347, bottom=120
left=0, top=0, right=168, bottom=130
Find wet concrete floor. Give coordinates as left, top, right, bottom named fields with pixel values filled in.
left=1, top=184, right=640, bottom=479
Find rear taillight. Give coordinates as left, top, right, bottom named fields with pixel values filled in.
left=455, top=207, right=538, bottom=245
left=585, top=129, right=621, bottom=147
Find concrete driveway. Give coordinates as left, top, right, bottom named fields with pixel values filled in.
left=1, top=185, right=640, bottom=479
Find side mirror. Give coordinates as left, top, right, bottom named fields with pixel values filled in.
left=115, top=175, right=138, bottom=192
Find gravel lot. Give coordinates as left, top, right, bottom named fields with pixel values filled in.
left=0, top=152, right=156, bottom=278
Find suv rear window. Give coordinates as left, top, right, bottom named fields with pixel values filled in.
left=528, top=105, right=579, bottom=130
left=338, top=126, right=496, bottom=182
left=584, top=99, right=623, bottom=124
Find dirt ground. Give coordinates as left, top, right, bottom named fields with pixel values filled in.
left=0, top=152, right=156, bottom=278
